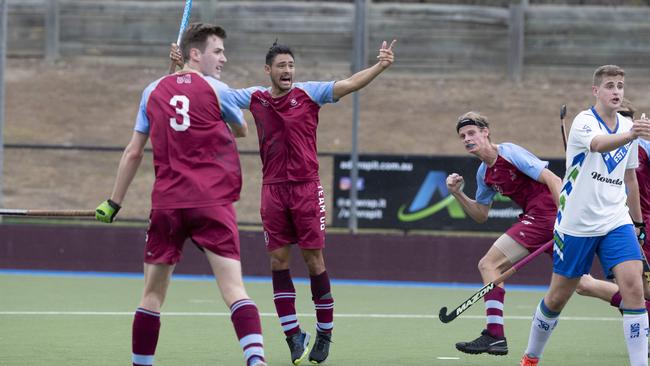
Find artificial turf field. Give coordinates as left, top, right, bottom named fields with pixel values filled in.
left=0, top=272, right=636, bottom=366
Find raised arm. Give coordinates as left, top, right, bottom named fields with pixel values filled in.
left=446, top=173, right=491, bottom=223
left=332, top=40, right=396, bottom=100
left=591, top=118, right=650, bottom=153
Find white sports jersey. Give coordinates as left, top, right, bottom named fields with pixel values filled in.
left=555, top=107, right=639, bottom=236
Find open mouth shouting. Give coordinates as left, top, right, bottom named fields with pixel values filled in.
left=279, top=74, right=292, bottom=88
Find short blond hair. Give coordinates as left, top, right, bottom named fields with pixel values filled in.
left=456, top=111, right=489, bottom=132
left=593, top=65, right=625, bottom=86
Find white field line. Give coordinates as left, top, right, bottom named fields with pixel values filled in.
left=0, top=311, right=622, bottom=321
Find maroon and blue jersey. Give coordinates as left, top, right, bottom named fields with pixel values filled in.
left=475, top=143, right=556, bottom=214
left=134, top=73, right=245, bottom=209
left=228, top=82, right=336, bottom=184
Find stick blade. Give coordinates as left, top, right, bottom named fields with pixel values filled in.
left=438, top=306, right=456, bottom=323
left=560, top=104, right=567, bottom=119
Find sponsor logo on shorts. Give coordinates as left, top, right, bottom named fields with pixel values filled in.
left=263, top=231, right=269, bottom=246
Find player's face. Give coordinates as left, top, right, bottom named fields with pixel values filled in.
left=458, top=125, right=489, bottom=154
left=198, top=35, right=227, bottom=79
left=593, top=75, right=624, bottom=112
left=266, top=54, right=295, bottom=92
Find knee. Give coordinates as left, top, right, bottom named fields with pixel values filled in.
left=575, top=276, right=593, bottom=297
left=619, top=277, right=644, bottom=298
left=477, top=256, right=495, bottom=274
left=270, top=255, right=290, bottom=271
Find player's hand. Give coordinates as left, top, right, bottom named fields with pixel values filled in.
left=95, top=199, right=121, bottom=223
left=169, top=43, right=184, bottom=69
left=631, top=113, right=650, bottom=140
left=377, top=40, right=396, bottom=69
left=446, top=173, right=465, bottom=194
left=638, top=226, right=647, bottom=246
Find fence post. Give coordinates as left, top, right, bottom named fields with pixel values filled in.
left=0, top=0, right=6, bottom=210
left=507, top=1, right=526, bottom=81
left=348, top=0, right=369, bottom=234
left=45, top=0, right=60, bottom=62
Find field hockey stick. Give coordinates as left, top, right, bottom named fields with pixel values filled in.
left=560, top=104, right=568, bottom=149
left=438, top=239, right=553, bottom=323
left=168, top=0, right=193, bottom=74
left=0, top=209, right=95, bottom=217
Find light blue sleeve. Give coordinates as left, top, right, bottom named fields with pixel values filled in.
left=133, top=79, right=161, bottom=134
left=206, top=77, right=246, bottom=126
left=225, top=86, right=263, bottom=110
left=475, top=163, right=496, bottom=205
left=294, top=81, right=336, bottom=106
left=499, top=143, right=548, bottom=181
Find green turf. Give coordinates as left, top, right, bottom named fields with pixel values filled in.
left=0, top=274, right=633, bottom=365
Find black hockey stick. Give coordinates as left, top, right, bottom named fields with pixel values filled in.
left=438, top=240, right=552, bottom=323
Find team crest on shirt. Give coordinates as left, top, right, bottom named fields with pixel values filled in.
left=600, top=144, right=630, bottom=173
left=491, top=184, right=503, bottom=194
left=176, top=74, right=192, bottom=84
left=256, top=96, right=270, bottom=108
left=290, top=98, right=298, bottom=107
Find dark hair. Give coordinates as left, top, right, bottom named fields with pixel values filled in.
left=180, top=23, right=226, bottom=62
left=265, top=40, right=294, bottom=66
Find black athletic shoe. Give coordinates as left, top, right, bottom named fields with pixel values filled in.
left=455, top=329, right=508, bottom=356
left=308, top=331, right=332, bottom=364
left=286, top=330, right=311, bottom=365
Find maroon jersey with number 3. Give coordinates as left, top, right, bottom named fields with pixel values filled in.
left=142, top=73, right=241, bottom=209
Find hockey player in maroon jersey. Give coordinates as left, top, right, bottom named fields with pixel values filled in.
left=96, top=23, right=266, bottom=366
left=227, top=40, right=396, bottom=365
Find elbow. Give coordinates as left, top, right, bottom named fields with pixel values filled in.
left=124, top=145, right=144, bottom=161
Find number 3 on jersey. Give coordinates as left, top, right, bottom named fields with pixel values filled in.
left=169, top=95, right=190, bottom=131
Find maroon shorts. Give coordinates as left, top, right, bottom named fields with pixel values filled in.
left=505, top=211, right=555, bottom=256
left=261, top=181, right=326, bottom=252
left=144, top=204, right=240, bottom=264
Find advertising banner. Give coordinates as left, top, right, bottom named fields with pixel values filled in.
left=333, top=154, right=564, bottom=232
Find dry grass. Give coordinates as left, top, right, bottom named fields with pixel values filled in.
left=5, top=57, right=650, bottom=223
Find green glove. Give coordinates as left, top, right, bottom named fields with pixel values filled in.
left=95, top=199, right=121, bottom=223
